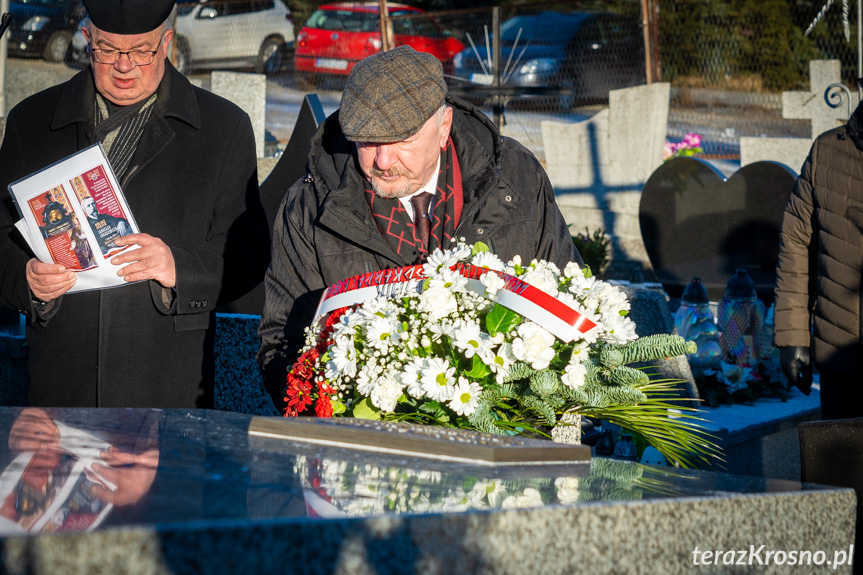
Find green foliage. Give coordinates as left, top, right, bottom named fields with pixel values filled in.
left=485, top=304, right=520, bottom=337
left=528, top=369, right=560, bottom=397
left=353, top=398, right=381, bottom=420
left=571, top=228, right=610, bottom=277
left=607, top=366, right=650, bottom=387
left=607, top=334, right=696, bottom=365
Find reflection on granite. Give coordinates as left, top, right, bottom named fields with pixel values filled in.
left=0, top=408, right=855, bottom=574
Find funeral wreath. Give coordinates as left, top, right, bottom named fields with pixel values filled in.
left=283, top=242, right=720, bottom=468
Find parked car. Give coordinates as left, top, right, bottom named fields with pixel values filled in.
left=452, top=11, right=644, bottom=108
left=172, top=0, right=295, bottom=75
left=7, top=0, right=84, bottom=62
left=294, top=2, right=464, bottom=89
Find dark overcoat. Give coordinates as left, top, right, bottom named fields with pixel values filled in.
left=257, top=95, right=582, bottom=405
left=0, top=65, right=269, bottom=408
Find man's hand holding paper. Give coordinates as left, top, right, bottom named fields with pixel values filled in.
left=112, top=233, right=176, bottom=289
left=26, top=258, right=76, bottom=302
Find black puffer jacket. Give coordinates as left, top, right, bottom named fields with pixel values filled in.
left=257, top=95, right=581, bottom=404
left=774, top=104, right=863, bottom=374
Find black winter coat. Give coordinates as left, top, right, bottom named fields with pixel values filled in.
left=257, top=95, right=582, bottom=405
left=0, top=65, right=269, bottom=407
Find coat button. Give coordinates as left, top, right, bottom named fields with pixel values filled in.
left=477, top=228, right=484, bottom=235
left=202, top=300, right=208, bottom=307
left=189, top=301, right=195, bottom=308
left=505, top=195, right=512, bottom=202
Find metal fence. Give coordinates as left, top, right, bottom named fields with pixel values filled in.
left=5, top=0, right=862, bottom=162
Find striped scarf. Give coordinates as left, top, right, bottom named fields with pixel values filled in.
left=365, top=138, right=463, bottom=264
left=93, top=92, right=158, bottom=180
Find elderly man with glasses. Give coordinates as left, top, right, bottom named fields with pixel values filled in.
left=0, top=0, right=269, bottom=408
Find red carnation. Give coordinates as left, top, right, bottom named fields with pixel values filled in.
left=286, top=378, right=314, bottom=415
left=314, top=393, right=333, bottom=418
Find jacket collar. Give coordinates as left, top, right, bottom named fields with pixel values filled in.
left=51, top=62, right=201, bottom=132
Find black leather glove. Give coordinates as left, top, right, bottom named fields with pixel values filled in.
left=779, top=346, right=812, bottom=395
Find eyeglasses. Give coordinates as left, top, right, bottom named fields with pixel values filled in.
left=90, top=36, right=164, bottom=67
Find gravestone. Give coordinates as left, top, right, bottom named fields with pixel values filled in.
left=219, top=94, right=327, bottom=315
left=639, top=157, right=796, bottom=302
left=740, top=60, right=860, bottom=172
left=541, top=83, right=670, bottom=273
left=210, top=71, right=267, bottom=159
left=259, top=94, right=327, bottom=231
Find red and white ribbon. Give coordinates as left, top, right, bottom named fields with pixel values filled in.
left=314, top=264, right=598, bottom=342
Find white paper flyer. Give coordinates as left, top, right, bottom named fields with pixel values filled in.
left=8, top=144, right=142, bottom=293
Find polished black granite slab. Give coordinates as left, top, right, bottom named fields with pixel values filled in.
left=0, top=408, right=854, bottom=574
left=0, top=407, right=840, bottom=534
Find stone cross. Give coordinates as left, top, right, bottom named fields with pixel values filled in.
left=741, top=59, right=860, bottom=171
left=782, top=59, right=859, bottom=139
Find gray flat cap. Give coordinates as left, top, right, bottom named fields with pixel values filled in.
left=339, top=45, right=446, bottom=143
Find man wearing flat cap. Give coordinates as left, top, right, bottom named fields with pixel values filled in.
left=258, top=45, right=582, bottom=409
left=0, top=0, right=269, bottom=407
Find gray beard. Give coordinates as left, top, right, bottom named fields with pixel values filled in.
left=370, top=176, right=412, bottom=199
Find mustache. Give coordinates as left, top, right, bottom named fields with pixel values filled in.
left=369, top=167, right=409, bottom=179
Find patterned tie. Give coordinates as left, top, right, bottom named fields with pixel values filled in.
left=410, top=192, right=433, bottom=252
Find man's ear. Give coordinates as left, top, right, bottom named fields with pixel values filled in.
left=439, top=106, right=453, bottom=149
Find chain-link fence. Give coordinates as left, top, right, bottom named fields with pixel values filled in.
left=4, top=0, right=862, bottom=163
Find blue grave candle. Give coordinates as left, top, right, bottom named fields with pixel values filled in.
left=674, top=277, right=721, bottom=374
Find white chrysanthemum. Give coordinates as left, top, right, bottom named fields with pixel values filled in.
left=365, top=316, right=399, bottom=350
left=598, top=283, right=630, bottom=313
left=423, top=248, right=460, bottom=276
left=330, top=309, right=359, bottom=340
left=452, top=321, right=491, bottom=358
left=479, top=271, right=505, bottom=298
left=501, top=487, right=543, bottom=509
left=471, top=251, right=505, bottom=271
left=328, top=336, right=357, bottom=379
left=520, top=267, right=559, bottom=296
left=357, top=296, right=399, bottom=320
left=428, top=267, right=468, bottom=292
left=427, top=321, right=455, bottom=340
left=370, top=375, right=403, bottom=412
left=356, top=361, right=382, bottom=395
left=602, top=313, right=638, bottom=344
left=554, top=477, right=580, bottom=504
left=421, top=357, right=456, bottom=401
left=417, top=286, right=458, bottom=322
left=487, top=342, right=516, bottom=382
left=563, top=261, right=583, bottom=279
left=569, top=342, right=590, bottom=362
left=511, top=322, right=557, bottom=370
left=450, top=242, right=473, bottom=261
left=568, top=272, right=599, bottom=296
left=561, top=360, right=587, bottom=390
left=448, top=377, right=482, bottom=416
left=400, top=357, right=426, bottom=399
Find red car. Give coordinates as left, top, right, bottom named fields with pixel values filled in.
left=294, top=2, right=464, bottom=88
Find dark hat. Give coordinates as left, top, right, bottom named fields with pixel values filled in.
left=339, top=45, right=446, bottom=143
left=84, top=0, right=175, bottom=35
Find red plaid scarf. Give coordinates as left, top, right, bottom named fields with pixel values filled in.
left=364, top=138, right=463, bottom=263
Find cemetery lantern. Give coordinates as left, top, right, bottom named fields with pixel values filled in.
left=674, top=277, right=721, bottom=375
left=717, top=269, right=765, bottom=366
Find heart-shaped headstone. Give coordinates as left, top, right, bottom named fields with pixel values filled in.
left=639, top=157, right=796, bottom=302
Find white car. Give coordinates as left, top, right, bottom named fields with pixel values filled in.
left=67, top=0, right=295, bottom=76
left=174, top=0, right=295, bottom=75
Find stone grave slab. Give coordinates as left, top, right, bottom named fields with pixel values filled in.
left=210, top=71, right=267, bottom=158
left=0, top=407, right=853, bottom=574
left=639, top=157, right=796, bottom=302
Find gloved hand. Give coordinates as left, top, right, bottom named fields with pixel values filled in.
left=779, top=346, right=812, bottom=395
